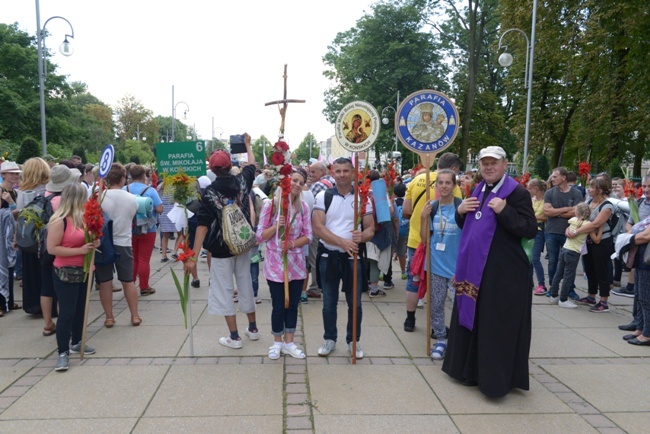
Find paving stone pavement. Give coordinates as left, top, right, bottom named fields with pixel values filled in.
left=0, top=252, right=647, bottom=433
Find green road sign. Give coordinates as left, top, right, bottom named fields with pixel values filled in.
left=155, top=141, right=206, bottom=178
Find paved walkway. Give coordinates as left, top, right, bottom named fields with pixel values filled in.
left=0, top=252, right=647, bottom=433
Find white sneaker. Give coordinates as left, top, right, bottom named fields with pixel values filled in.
left=245, top=327, right=260, bottom=341
left=348, top=342, right=364, bottom=359
left=417, top=299, right=425, bottom=308
left=219, top=336, right=243, bottom=349
left=558, top=299, right=578, bottom=309
left=318, top=339, right=336, bottom=356
left=548, top=296, right=560, bottom=304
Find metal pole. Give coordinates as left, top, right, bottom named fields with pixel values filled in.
left=171, top=85, right=175, bottom=142
left=36, top=0, right=47, bottom=156
left=395, top=90, right=400, bottom=152
left=523, top=0, right=538, bottom=174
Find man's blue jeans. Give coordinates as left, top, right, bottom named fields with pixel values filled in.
left=545, top=232, right=566, bottom=286
left=319, top=255, right=363, bottom=344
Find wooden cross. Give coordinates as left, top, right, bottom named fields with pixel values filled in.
left=265, top=64, right=306, bottom=136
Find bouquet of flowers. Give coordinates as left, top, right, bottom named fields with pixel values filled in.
left=170, top=242, right=195, bottom=328
left=162, top=168, right=200, bottom=326
left=357, top=159, right=371, bottom=228
left=269, top=140, right=293, bottom=307
left=622, top=169, right=642, bottom=224
left=515, top=172, right=531, bottom=188
left=578, top=161, right=591, bottom=186
left=83, top=190, right=104, bottom=281
left=385, top=160, right=397, bottom=197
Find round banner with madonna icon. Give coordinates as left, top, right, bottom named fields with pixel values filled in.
left=335, top=101, right=380, bottom=152
left=395, top=90, right=459, bottom=154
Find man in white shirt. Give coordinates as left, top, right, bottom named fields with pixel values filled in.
left=96, top=163, right=141, bottom=327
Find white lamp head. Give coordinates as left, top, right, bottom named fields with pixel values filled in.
left=382, top=117, right=389, bottom=125
left=59, top=37, right=73, bottom=56
left=498, top=51, right=513, bottom=67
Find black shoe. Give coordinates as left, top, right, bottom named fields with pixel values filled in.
left=431, top=326, right=450, bottom=340
left=404, top=316, right=415, bottom=332
left=612, top=286, right=635, bottom=298
left=618, top=323, right=637, bottom=331
left=191, top=279, right=200, bottom=288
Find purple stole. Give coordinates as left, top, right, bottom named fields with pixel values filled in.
left=453, top=175, right=519, bottom=330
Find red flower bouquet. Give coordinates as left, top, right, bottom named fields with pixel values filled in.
left=83, top=190, right=104, bottom=280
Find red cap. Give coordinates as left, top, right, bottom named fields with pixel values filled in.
left=209, top=150, right=232, bottom=170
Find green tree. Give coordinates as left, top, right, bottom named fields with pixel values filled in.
left=71, top=146, right=88, bottom=164
left=114, top=94, right=154, bottom=145
left=293, top=133, right=319, bottom=165
left=253, top=135, right=272, bottom=166
left=115, top=139, right=155, bottom=166
left=323, top=1, right=448, bottom=162
left=532, top=153, right=550, bottom=180
left=16, top=137, right=40, bottom=163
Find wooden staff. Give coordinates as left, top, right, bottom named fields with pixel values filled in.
left=419, top=153, right=437, bottom=357
left=80, top=178, right=104, bottom=360
left=283, top=195, right=290, bottom=309
left=351, top=153, right=359, bottom=365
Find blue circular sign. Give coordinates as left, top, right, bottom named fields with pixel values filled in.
left=395, top=90, right=460, bottom=154
left=98, top=144, right=115, bottom=178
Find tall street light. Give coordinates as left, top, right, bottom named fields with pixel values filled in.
left=36, top=0, right=75, bottom=156
left=497, top=0, right=538, bottom=174
left=132, top=125, right=146, bottom=141
left=171, top=85, right=190, bottom=142
left=381, top=91, right=400, bottom=153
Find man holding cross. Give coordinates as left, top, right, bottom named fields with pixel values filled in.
left=312, top=157, right=375, bottom=359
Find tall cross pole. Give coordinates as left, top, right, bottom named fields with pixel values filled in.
left=265, top=64, right=306, bottom=137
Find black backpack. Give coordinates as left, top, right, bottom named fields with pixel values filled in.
left=16, top=193, right=61, bottom=253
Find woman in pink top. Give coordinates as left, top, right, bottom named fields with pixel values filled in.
left=47, top=183, right=100, bottom=372
left=256, top=168, right=312, bottom=360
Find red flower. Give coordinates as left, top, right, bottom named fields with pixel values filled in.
left=83, top=193, right=104, bottom=240
left=274, top=141, right=289, bottom=152
left=279, top=164, right=292, bottom=176
left=464, top=183, right=471, bottom=198
left=578, top=161, right=591, bottom=178
left=516, top=172, right=531, bottom=188
left=271, top=152, right=285, bottom=166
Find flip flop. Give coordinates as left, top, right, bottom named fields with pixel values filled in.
left=43, top=324, right=56, bottom=336
left=9, top=303, right=22, bottom=310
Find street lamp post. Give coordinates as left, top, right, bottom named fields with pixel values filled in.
left=497, top=0, right=538, bottom=174
left=36, top=0, right=75, bottom=156
left=381, top=90, right=400, bottom=153
left=171, top=85, right=190, bottom=142
left=132, top=125, right=146, bottom=141
left=160, top=129, right=171, bottom=142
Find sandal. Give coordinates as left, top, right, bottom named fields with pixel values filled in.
left=131, top=316, right=142, bottom=326
left=430, top=342, right=447, bottom=360
left=281, top=343, right=306, bottom=359
left=104, top=317, right=115, bottom=328
left=140, top=287, right=156, bottom=296
left=268, top=345, right=281, bottom=360
left=43, top=323, right=56, bottom=336
left=9, top=303, right=22, bottom=310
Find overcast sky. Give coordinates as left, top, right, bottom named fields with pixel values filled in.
left=2, top=0, right=377, bottom=148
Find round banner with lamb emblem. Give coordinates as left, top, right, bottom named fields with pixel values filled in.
left=396, top=90, right=460, bottom=154
left=335, top=101, right=380, bottom=152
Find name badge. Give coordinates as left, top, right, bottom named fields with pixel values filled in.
left=436, top=243, right=446, bottom=251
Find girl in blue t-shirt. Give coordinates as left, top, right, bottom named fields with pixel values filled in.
left=419, top=169, right=462, bottom=361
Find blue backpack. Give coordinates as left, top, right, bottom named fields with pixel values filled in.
left=395, top=198, right=409, bottom=238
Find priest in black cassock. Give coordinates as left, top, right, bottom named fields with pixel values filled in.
left=442, top=146, right=537, bottom=398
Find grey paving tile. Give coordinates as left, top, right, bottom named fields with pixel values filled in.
left=309, top=365, right=445, bottom=415
left=421, top=367, right=572, bottom=414
left=145, top=365, right=282, bottom=417
left=89, top=325, right=190, bottom=358
left=545, top=364, right=650, bottom=412
left=606, top=413, right=649, bottom=434
left=0, top=367, right=29, bottom=392
left=530, top=327, right=618, bottom=358
left=0, top=366, right=167, bottom=419
left=133, top=416, right=282, bottom=433
left=315, top=415, right=458, bottom=433
left=452, top=414, right=598, bottom=433
left=0, top=418, right=138, bottom=433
